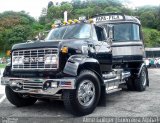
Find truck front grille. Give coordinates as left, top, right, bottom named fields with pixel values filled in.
left=12, top=48, right=58, bottom=70
left=23, top=81, right=43, bottom=90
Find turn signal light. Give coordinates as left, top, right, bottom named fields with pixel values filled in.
left=74, top=19, right=80, bottom=23
left=6, top=50, right=11, bottom=56
left=61, top=47, right=68, bottom=53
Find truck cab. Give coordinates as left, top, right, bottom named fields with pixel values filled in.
left=92, top=13, right=148, bottom=91
left=1, top=13, right=149, bottom=116
left=92, top=13, right=145, bottom=66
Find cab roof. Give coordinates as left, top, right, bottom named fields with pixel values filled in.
left=91, top=13, right=141, bottom=25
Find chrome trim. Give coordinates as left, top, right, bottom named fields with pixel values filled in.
left=104, top=70, right=130, bottom=85
left=138, top=63, right=145, bottom=77
left=1, top=77, right=75, bottom=95
left=12, top=48, right=59, bottom=70
left=104, top=76, right=119, bottom=83
left=112, top=41, right=143, bottom=46
left=112, top=41, right=144, bottom=56
left=121, top=71, right=131, bottom=79
left=112, top=45, right=144, bottom=56
left=77, top=80, right=95, bottom=107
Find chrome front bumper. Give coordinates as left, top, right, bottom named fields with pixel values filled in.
left=1, top=77, right=75, bottom=95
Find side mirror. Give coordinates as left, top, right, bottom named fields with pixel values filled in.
left=107, top=37, right=112, bottom=46
left=109, top=29, right=113, bottom=39
left=107, top=25, right=113, bottom=45
left=108, top=25, right=113, bottom=39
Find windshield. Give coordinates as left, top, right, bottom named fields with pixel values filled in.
left=46, top=24, right=91, bottom=40
left=113, top=23, right=140, bottom=42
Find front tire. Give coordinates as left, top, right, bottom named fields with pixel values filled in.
left=134, top=67, right=147, bottom=91
left=5, top=86, right=37, bottom=107
left=63, top=70, right=101, bottom=116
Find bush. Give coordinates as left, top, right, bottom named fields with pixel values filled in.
left=143, top=28, right=160, bottom=47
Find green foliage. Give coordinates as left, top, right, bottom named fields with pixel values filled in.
left=143, top=28, right=160, bottom=47
left=0, top=64, right=6, bottom=68
left=39, top=15, right=46, bottom=25
left=47, top=6, right=61, bottom=20
left=136, top=6, right=159, bottom=29
left=47, top=3, right=73, bottom=21
left=0, top=11, right=44, bottom=52
left=1, top=0, right=160, bottom=55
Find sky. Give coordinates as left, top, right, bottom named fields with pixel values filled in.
left=126, top=0, right=160, bottom=9
left=0, top=0, right=160, bottom=19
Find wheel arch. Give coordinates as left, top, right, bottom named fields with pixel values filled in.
left=77, top=63, right=104, bottom=86
left=63, top=55, right=104, bottom=85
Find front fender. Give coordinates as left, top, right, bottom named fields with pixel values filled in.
left=63, top=55, right=102, bottom=77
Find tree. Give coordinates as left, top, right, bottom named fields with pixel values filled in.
left=0, top=11, right=41, bottom=52
left=61, top=3, right=73, bottom=18
left=47, top=3, right=73, bottom=21
left=39, top=15, right=46, bottom=25
left=156, top=6, right=160, bottom=31
left=140, top=11, right=156, bottom=28
left=47, top=6, right=62, bottom=20
left=48, top=1, right=53, bottom=9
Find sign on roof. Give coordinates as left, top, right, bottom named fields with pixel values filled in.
left=93, top=15, right=124, bottom=22
left=79, top=16, right=86, bottom=21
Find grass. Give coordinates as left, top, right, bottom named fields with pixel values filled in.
left=0, top=64, right=6, bottom=68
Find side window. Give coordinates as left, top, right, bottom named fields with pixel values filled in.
left=113, top=23, right=141, bottom=42
left=95, top=26, right=106, bottom=41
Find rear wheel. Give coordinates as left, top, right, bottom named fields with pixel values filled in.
left=63, top=70, right=101, bottom=116
left=134, top=67, right=147, bottom=91
left=5, top=86, right=37, bottom=107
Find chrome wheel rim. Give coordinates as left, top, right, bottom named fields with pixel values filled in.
left=77, top=80, right=95, bottom=107
left=142, top=70, right=147, bottom=86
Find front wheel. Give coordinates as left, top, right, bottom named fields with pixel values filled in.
left=63, top=70, right=101, bottom=116
left=5, top=86, right=37, bottom=107
left=134, top=67, right=147, bottom=92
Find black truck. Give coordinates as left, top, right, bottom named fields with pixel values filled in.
left=1, top=13, right=149, bottom=116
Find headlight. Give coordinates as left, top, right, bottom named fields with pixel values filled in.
left=12, top=56, right=24, bottom=65
left=44, top=54, right=58, bottom=65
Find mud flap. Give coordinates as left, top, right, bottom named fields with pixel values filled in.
left=98, top=85, right=106, bottom=106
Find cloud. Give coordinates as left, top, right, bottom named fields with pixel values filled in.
left=0, top=0, right=159, bottom=18
left=131, top=0, right=160, bottom=7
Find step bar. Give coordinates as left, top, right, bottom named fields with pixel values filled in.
left=103, top=71, right=130, bottom=93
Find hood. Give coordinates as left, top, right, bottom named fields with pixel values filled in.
left=12, top=39, right=89, bottom=51
left=12, top=40, right=61, bottom=51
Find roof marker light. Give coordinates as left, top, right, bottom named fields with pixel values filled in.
left=52, top=24, right=56, bottom=28
left=63, top=21, right=68, bottom=25
left=68, top=20, right=74, bottom=24
left=74, top=19, right=80, bottom=23
left=51, top=24, right=59, bottom=29
left=89, top=19, right=94, bottom=23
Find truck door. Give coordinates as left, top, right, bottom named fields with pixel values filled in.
left=111, top=23, right=144, bottom=63
left=93, top=26, right=112, bottom=72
